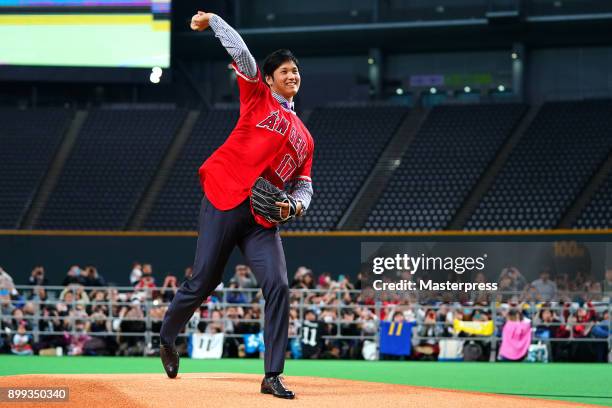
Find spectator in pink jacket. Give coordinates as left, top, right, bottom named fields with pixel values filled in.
left=499, top=309, right=531, bottom=361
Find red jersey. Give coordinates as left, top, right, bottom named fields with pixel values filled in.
left=199, top=63, right=314, bottom=228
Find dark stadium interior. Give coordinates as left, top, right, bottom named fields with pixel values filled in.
left=1, top=0, right=611, bottom=375
left=2, top=98, right=611, bottom=231
left=2, top=1, right=612, bottom=232
left=36, top=109, right=187, bottom=230
left=0, top=108, right=72, bottom=229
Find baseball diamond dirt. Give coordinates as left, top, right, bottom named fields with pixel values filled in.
left=0, top=373, right=605, bottom=408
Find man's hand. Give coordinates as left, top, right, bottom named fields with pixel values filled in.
left=190, top=11, right=214, bottom=31
left=276, top=201, right=303, bottom=219
left=251, top=177, right=300, bottom=224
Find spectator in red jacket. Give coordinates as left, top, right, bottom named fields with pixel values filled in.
left=562, top=304, right=596, bottom=338
left=535, top=306, right=567, bottom=339
left=11, top=322, right=33, bottom=355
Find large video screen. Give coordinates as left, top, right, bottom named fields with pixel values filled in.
left=0, top=0, right=170, bottom=69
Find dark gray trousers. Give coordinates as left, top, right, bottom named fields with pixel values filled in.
left=159, top=194, right=289, bottom=374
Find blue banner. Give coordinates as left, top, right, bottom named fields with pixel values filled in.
left=379, top=321, right=413, bottom=356
left=243, top=332, right=264, bottom=354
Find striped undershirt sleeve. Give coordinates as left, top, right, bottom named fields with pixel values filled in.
left=209, top=14, right=257, bottom=78
left=290, top=179, right=313, bottom=214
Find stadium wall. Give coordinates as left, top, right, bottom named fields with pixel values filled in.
left=528, top=46, right=612, bottom=102
left=1, top=231, right=610, bottom=286
left=200, top=46, right=612, bottom=108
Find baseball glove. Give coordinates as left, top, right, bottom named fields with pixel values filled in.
left=250, top=177, right=298, bottom=224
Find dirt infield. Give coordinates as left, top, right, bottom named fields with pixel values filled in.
left=0, top=373, right=601, bottom=408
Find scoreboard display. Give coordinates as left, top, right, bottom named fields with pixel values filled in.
left=0, top=0, right=170, bottom=69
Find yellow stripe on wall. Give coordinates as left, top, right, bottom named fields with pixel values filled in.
left=0, top=14, right=157, bottom=26
left=152, top=20, right=169, bottom=31
left=0, top=228, right=611, bottom=238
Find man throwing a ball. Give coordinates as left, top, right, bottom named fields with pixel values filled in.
left=159, top=10, right=315, bottom=400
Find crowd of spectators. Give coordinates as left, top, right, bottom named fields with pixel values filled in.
left=0, top=263, right=609, bottom=362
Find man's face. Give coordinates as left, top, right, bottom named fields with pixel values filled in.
left=143, top=264, right=152, bottom=275
left=266, top=61, right=300, bottom=100
left=606, top=269, right=612, bottom=281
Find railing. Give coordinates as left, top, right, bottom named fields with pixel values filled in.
left=2, top=285, right=610, bottom=361
left=3, top=285, right=382, bottom=353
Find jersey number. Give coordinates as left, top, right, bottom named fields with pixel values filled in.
left=302, top=326, right=318, bottom=346
left=387, top=322, right=404, bottom=336
left=199, top=337, right=213, bottom=351
left=275, top=154, right=297, bottom=182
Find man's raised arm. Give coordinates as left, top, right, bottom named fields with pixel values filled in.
left=190, top=11, right=257, bottom=78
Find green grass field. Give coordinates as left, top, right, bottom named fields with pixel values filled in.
left=0, top=356, right=610, bottom=406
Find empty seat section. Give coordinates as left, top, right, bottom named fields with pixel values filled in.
left=365, top=104, right=526, bottom=231
left=36, top=109, right=185, bottom=230
left=574, top=171, right=612, bottom=229
left=0, top=108, right=71, bottom=229
left=466, top=100, right=612, bottom=230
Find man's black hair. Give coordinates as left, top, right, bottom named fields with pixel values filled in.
left=262, top=49, right=299, bottom=82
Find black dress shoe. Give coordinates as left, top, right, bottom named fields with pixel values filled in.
left=261, top=375, right=295, bottom=399
left=160, top=345, right=179, bottom=378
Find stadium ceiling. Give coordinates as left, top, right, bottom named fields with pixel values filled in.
left=174, top=15, right=612, bottom=58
